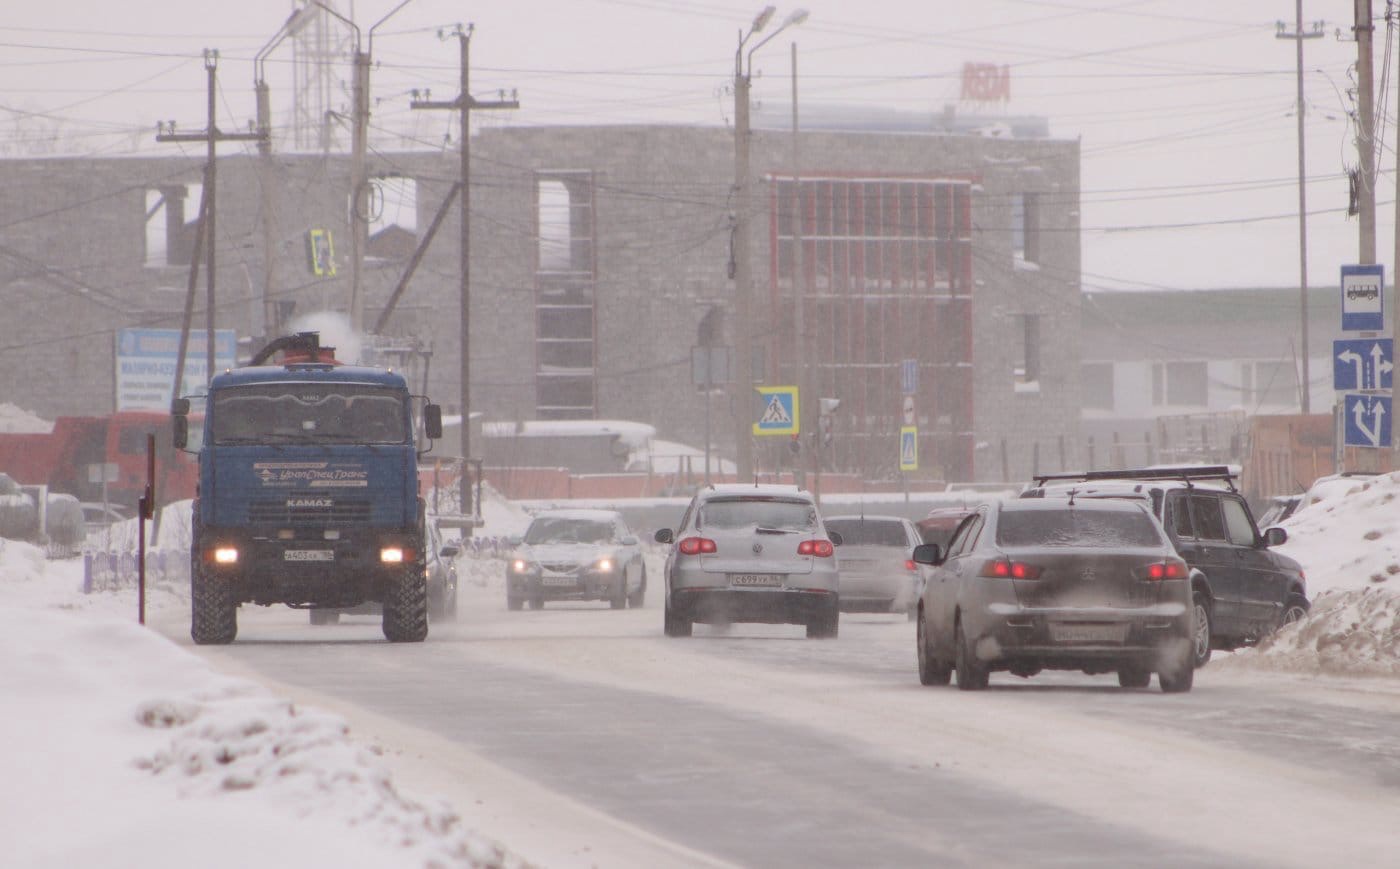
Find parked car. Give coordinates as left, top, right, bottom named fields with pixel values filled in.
left=310, top=521, right=460, bottom=625
left=823, top=514, right=925, bottom=618
left=914, top=497, right=1195, bottom=692
left=506, top=509, right=646, bottom=610
left=1020, top=466, right=1309, bottom=668
left=655, top=483, right=841, bottom=639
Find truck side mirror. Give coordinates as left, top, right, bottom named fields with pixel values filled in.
left=424, top=403, right=443, bottom=440
left=172, top=415, right=188, bottom=450
left=171, top=397, right=190, bottom=415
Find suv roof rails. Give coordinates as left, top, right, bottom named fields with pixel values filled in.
left=1030, top=465, right=1238, bottom=492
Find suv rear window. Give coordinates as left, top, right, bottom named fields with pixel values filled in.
left=699, top=498, right=816, bottom=531
left=825, top=519, right=908, bottom=547
left=997, top=508, right=1164, bottom=548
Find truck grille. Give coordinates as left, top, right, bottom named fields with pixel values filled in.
left=248, top=500, right=373, bottom=524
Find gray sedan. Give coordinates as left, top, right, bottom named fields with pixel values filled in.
left=506, top=509, right=646, bottom=610
left=914, top=497, right=1195, bottom=692
left=824, top=514, right=925, bottom=618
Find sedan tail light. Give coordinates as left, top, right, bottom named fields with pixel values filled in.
left=1135, top=558, right=1189, bottom=581
left=797, top=539, right=834, bottom=557
left=678, top=536, right=717, bottom=555
left=979, top=558, right=1042, bottom=580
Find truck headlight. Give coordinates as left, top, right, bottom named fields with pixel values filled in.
left=213, top=547, right=239, bottom=564
left=380, top=546, right=405, bottom=564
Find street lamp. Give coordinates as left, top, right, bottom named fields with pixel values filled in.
left=731, top=6, right=808, bottom=482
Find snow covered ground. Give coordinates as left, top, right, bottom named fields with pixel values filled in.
left=3, top=473, right=1398, bottom=867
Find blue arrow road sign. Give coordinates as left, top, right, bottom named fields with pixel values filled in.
left=1342, top=393, right=1392, bottom=449
left=1341, top=264, right=1385, bottom=332
left=1333, top=338, right=1394, bottom=391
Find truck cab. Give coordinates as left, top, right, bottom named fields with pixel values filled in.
left=174, top=332, right=442, bottom=644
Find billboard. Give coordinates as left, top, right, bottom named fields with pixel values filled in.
left=116, top=328, right=236, bottom=411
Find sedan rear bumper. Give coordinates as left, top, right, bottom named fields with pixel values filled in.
left=669, top=587, right=836, bottom=626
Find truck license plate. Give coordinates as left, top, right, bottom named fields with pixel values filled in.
left=284, top=550, right=334, bottom=562
left=730, top=574, right=783, bottom=587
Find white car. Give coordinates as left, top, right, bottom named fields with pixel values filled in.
left=655, top=484, right=841, bottom=638
left=506, top=509, right=646, bottom=610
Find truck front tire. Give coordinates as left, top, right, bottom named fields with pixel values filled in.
left=383, top=566, right=428, bottom=642
left=190, top=566, right=237, bottom=645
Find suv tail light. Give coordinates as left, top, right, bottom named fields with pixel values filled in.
left=797, top=539, right=834, bottom=557
left=678, top=536, right=717, bottom=555
left=979, top=558, right=1041, bottom=580
left=1136, top=558, right=1188, bottom=581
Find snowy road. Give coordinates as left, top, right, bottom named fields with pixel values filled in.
left=154, top=579, right=1400, bottom=869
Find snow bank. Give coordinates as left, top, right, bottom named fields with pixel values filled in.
left=1226, top=471, right=1400, bottom=675
left=0, top=538, right=523, bottom=869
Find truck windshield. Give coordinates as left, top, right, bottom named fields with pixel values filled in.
left=211, top=384, right=408, bottom=445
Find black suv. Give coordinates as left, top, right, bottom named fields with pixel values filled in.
left=1020, top=466, right=1309, bottom=668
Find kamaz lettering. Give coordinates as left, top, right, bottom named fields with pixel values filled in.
left=287, top=498, right=333, bottom=508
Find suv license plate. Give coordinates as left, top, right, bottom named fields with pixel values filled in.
left=1050, top=623, right=1127, bottom=643
left=284, top=550, right=334, bottom=562
left=730, top=574, right=783, bottom=587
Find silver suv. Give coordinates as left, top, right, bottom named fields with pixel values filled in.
left=654, top=484, right=842, bottom=639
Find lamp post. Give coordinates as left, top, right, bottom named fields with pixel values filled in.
left=732, top=6, right=808, bottom=482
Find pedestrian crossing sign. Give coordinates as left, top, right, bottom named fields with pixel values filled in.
left=899, top=426, right=918, bottom=471
left=753, top=386, right=799, bottom=436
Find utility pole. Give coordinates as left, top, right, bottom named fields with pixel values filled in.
left=1355, top=0, right=1377, bottom=265
left=157, top=49, right=265, bottom=383
left=733, top=31, right=757, bottom=483
left=731, top=8, right=808, bottom=484
left=791, top=41, right=816, bottom=497
left=1276, top=7, right=1324, bottom=414
left=413, top=24, right=518, bottom=521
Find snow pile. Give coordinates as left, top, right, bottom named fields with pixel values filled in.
left=1228, top=471, right=1400, bottom=675
left=0, top=539, right=523, bottom=869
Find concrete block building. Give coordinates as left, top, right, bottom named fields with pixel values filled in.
left=0, top=122, right=1082, bottom=483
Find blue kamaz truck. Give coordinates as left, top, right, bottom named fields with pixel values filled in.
left=172, top=332, right=443, bottom=644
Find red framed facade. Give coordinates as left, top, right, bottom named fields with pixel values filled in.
left=768, top=174, right=975, bottom=480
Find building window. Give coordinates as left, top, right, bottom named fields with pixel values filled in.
left=1012, top=192, right=1040, bottom=264
left=1014, top=314, right=1040, bottom=390
left=1152, top=361, right=1208, bottom=407
left=1241, top=360, right=1297, bottom=408
left=365, top=175, right=417, bottom=260
left=145, top=182, right=201, bottom=267
left=535, top=171, right=596, bottom=419
left=1082, top=362, right=1114, bottom=410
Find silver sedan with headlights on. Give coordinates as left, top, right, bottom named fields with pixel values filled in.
left=505, top=509, right=646, bottom=610
left=914, top=497, right=1195, bottom=692
left=655, top=484, right=842, bottom=639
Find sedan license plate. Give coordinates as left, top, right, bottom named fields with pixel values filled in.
left=729, top=573, right=783, bottom=587
left=1050, top=623, right=1127, bottom=643
left=284, top=549, right=334, bottom=562
left=541, top=576, right=577, bottom=586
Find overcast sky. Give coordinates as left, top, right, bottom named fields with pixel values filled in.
left=0, top=1, right=1389, bottom=292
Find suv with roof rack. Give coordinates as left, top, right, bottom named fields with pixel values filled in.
left=1019, top=466, right=1309, bottom=668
